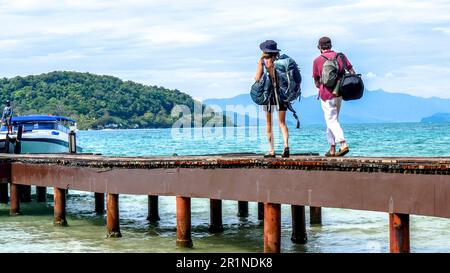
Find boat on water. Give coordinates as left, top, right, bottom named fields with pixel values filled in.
left=0, top=115, right=83, bottom=154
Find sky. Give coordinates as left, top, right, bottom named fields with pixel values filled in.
left=0, top=0, right=449, bottom=100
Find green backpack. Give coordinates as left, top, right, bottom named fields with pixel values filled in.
left=320, top=55, right=340, bottom=88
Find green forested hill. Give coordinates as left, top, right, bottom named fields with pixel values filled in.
left=0, top=71, right=219, bottom=129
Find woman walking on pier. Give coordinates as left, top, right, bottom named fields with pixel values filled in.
left=255, top=40, right=290, bottom=158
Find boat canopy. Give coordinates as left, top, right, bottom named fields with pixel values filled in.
left=11, top=115, right=75, bottom=123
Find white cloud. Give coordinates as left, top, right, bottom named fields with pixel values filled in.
left=0, top=0, right=449, bottom=99
left=366, top=72, right=377, bottom=79
left=433, top=27, right=450, bottom=35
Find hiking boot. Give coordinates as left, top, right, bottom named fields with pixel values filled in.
left=281, top=147, right=290, bottom=158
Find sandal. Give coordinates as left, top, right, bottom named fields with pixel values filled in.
left=336, top=146, right=349, bottom=157
left=281, top=147, right=290, bottom=158
left=263, top=152, right=276, bottom=158
left=325, top=151, right=335, bottom=157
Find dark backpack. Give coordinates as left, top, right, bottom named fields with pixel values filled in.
left=250, top=54, right=302, bottom=128
left=250, top=72, right=272, bottom=105
left=320, top=55, right=340, bottom=88
left=274, top=54, right=302, bottom=128
left=338, top=54, right=364, bottom=101
left=274, top=54, right=302, bottom=102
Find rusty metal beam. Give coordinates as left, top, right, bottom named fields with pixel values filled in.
left=10, top=162, right=450, bottom=219
left=291, top=205, right=307, bottom=244
left=0, top=183, right=8, bottom=203
left=54, top=187, right=68, bottom=226
left=238, top=201, right=249, bottom=218
left=209, top=199, right=224, bottom=233
left=176, top=196, right=192, bottom=248
left=147, top=195, right=160, bottom=222
left=36, top=186, right=47, bottom=202
left=106, top=193, right=121, bottom=238
left=20, top=185, right=31, bottom=203
left=9, top=183, right=20, bottom=215
left=258, top=202, right=264, bottom=221
left=310, top=207, right=322, bottom=225
left=264, top=203, right=281, bottom=253
left=389, top=213, right=410, bottom=253
left=94, top=192, right=105, bottom=214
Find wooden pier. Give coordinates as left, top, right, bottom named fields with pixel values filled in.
left=0, top=153, right=449, bottom=253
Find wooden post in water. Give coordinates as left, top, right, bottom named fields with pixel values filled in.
left=106, top=193, right=122, bottom=238
left=238, top=201, right=249, bottom=218
left=209, top=199, right=224, bottom=233
left=291, top=205, right=307, bottom=244
left=0, top=183, right=8, bottom=203
left=53, top=187, right=68, bottom=226
left=94, top=192, right=105, bottom=214
left=36, top=186, right=47, bottom=202
left=176, top=196, right=193, bottom=247
left=147, top=195, right=160, bottom=222
left=9, top=183, right=20, bottom=215
left=310, top=206, right=322, bottom=225
left=258, top=202, right=264, bottom=221
left=264, top=203, right=281, bottom=253
left=389, top=213, right=410, bottom=253
left=20, top=185, right=32, bottom=202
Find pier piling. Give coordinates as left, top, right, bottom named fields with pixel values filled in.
left=264, top=203, right=281, bottom=253
left=36, top=186, right=47, bottom=202
left=9, top=183, right=20, bottom=215
left=176, top=196, right=193, bottom=248
left=0, top=183, right=8, bottom=203
left=258, top=202, right=264, bottom=221
left=238, top=201, right=249, bottom=218
left=389, top=213, right=410, bottom=253
left=209, top=199, right=224, bottom=233
left=20, top=185, right=32, bottom=202
left=53, top=187, right=68, bottom=226
left=310, top=206, right=322, bottom=225
left=94, top=192, right=105, bottom=214
left=147, top=195, right=160, bottom=222
left=106, top=193, right=122, bottom=238
left=291, top=205, right=307, bottom=244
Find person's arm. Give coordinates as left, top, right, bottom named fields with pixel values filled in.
left=312, top=59, right=321, bottom=89
left=344, top=55, right=356, bottom=74
left=254, top=58, right=264, bottom=82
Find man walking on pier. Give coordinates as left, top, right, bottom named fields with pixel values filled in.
left=313, top=37, right=355, bottom=157
left=1, top=100, right=13, bottom=134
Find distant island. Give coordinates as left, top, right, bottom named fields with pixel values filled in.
left=204, top=90, right=450, bottom=125
left=421, top=113, right=450, bottom=123
left=0, top=71, right=226, bottom=130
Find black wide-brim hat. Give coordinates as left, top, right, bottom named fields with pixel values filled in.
left=259, top=40, right=281, bottom=53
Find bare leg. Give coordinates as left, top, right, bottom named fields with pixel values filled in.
left=278, top=111, right=289, bottom=148
left=266, top=111, right=274, bottom=154
left=329, top=144, right=336, bottom=155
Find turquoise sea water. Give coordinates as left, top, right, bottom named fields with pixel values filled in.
left=0, top=122, right=449, bottom=253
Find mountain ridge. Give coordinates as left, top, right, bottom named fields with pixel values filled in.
left=204, top=90, right=450, bottom=125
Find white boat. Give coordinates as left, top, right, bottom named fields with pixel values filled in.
left=0, top=115, right=83, bottom=154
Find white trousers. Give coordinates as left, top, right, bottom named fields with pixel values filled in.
left=320, top=97, right=345, bottom=145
